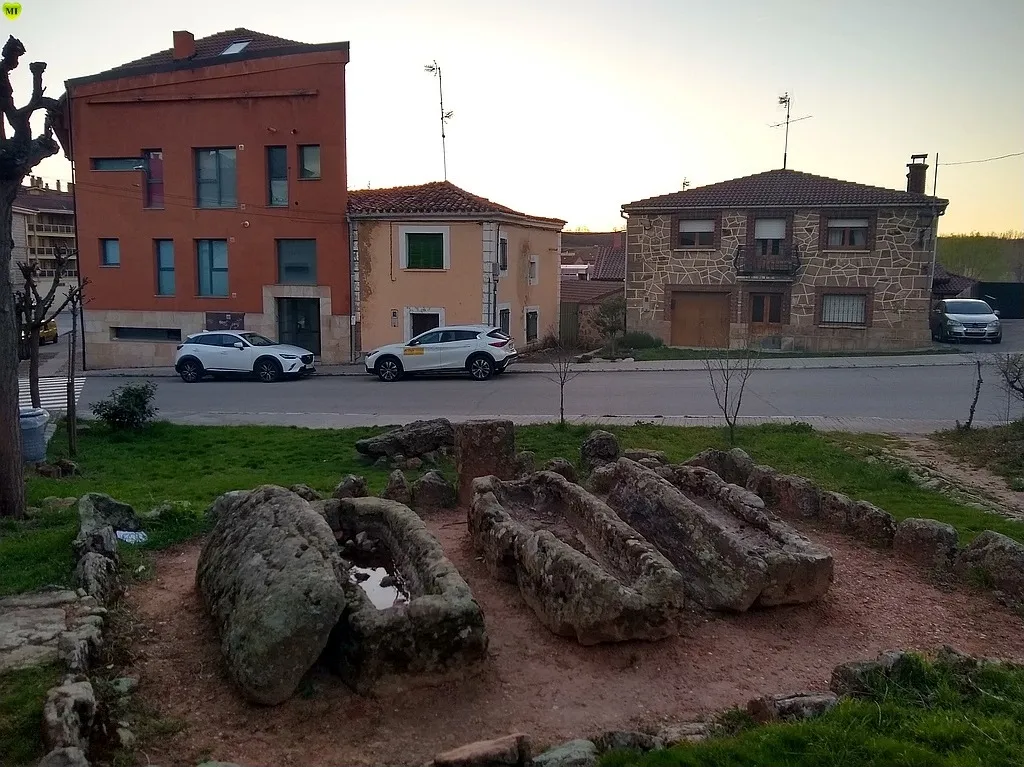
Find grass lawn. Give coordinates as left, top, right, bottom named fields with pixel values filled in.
left=0, top=663, right=63, bottom=766
left=600, top=653, right=1024, bottom=767
left=624, top=346, right=962, bottom=362
left=933, top=421, right=1024, bottom=490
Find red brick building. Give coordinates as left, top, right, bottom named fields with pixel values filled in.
left=66, top=29, right=351, bottom=367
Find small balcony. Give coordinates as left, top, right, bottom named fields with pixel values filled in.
left=28, top=223, right=75, bottom=236
left=734, top=245, right=800, bottom=281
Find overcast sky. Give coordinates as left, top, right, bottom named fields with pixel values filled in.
left=8, top=0, right=1024, bottom=234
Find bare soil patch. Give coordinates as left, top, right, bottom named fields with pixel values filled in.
left=124, top=510, right=1024, bottom=767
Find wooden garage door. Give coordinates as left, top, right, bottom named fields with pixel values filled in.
left=670, top=291, right=730, bottom=347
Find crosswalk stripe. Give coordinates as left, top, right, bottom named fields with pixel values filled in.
left=18, top=377, right=85, bottom=411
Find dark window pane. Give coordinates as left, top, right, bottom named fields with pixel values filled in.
left=751, top=295, right=765, bottom=323
left=526, top=311, right=538, bottom=341
left=195, top=148, right=237, bottom=208
left=218, top=150, right=237, bottom=207
left=92, top=157, right=143, bottom=171
left=410, top=313, right=440, bottom=336
left=197, top=239, right=229, bottom=296
left=417, top=331, right=443, bottom=345
left=679, top=231, right=696, bottom=248
left=156, top=240, right=174, bottom=296
left=696, top=230, right=714, bottom=247
left=768, top=294, right=783, bottom=323
left=101, top=239, right=120, bottom=266
left=113, top=327, right=181, bottom=342
left=267, top=146, right=287, bottom=178
left=276, top=239, right=317, bottom=284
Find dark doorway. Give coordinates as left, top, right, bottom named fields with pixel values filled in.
left=277, top=297, right=321, bottom=355
left=410, top=311, right=441, bottom=338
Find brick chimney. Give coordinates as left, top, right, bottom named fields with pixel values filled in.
left=67, top=181, right=74, bottom=195
left=611, top=231, right=623, bottom=249
left=906, top=154, right=928, bottom=194
left=173, top=30, right=196, bottom=60
left=55, top=180, right=61, bottom=192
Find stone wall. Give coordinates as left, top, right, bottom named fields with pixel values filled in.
left=626, top=208, right=933, bottom=351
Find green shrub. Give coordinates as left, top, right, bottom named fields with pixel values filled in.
left=90, top=382, right=158, bottom=431
left=620, top=331, right=664, bottom=350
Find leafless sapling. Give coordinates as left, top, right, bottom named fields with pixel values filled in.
left=65, top=278, right=88, bottom=456
left=701, top=335, right=762, bottom=446
left=544, top=332, right=580, bottom=427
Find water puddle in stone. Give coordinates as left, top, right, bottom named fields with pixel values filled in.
left=343, top=544, right=411, bottom=609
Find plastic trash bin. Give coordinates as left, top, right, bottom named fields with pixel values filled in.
left=20, top=407, right=50, bottom=463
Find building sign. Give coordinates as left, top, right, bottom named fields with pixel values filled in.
left=205, top=312, right=245, bottom=331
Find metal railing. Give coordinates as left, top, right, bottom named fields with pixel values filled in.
left=734, top=245, right=800, bottom=278
left=28, top=223, right=75, bottom=235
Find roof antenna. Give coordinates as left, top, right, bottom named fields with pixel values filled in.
left=770, top=93, right=812, bottom=170
left=424, top=60, right=454, bottom=181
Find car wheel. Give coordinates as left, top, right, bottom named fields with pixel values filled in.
left=375, top=356, right=403, bottom=382
left=178, top=357, right=204, bottom=383
left=468, top=354, right=495, bottom=381
left=255, top=357, right=282, bottom=383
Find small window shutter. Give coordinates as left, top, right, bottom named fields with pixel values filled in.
left=754, top=219, right=786, bottom=239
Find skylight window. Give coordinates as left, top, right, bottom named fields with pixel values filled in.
left=221, top=40, right=251, bottom=55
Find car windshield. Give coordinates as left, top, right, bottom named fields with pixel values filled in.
left=239, top=333, right=277, bottom=346
left=945, top=301, right=993, bottom=315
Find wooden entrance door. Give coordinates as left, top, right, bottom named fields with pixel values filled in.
left=749, top=293, right=783, bottom=330
left=669, top=291, right=730, bottom=347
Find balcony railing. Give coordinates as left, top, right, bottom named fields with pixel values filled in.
left=734, top=245, right=800, bottom=280
left=29, top=223, right=75, bottom=235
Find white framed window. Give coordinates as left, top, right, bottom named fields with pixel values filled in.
left=678, top=219, right=715, bottom=249
left=524, top=305, right=539, bottom=342
left=399, top=225, right=451, bottom=270
left=498, top=235, right=509, bottom=272
left=528, top=255, right=538, bottom=285
left=819, top=293, right=867, bottom=326
left=403, top=306, right=446, bottom=340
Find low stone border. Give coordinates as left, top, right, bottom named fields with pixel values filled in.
left=687, top=446, right=1024, bottom=609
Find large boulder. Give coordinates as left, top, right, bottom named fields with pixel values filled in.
left=412, top=470, right=457, bottom=509
left=74, top=552, right=121, bottom=603
left=332, top=474, right=368, bottom=499
left=455, top=419, right=517, bottom=506
left=43, top=680, right=95, bottom=751
left=954, top=530, right=1024, bottom=604
left=195, top=485, right=349, bottom=705
left=818, top=490, right=897, bottom=547
left=534, top=740, right=598, bottom=767
left=204, top=490, right=249, bottom=525
left=543, top=457, right=577, bottom=483
left=288, top=484, right=322, bottom=502
left=894, top=518, right=959, bottom=569
left=77, top=493, right=141, bottom=534
left=830, top=651, right=911, bottom=697
left=580, top=430, right=619, bottom=472
left=380, top=469, right=412, bottom=505
left=355, top=419, right=455, bottom=459
left=747, top=692, right=838, bottom=723
left=685, top=447, right=754, bottom=486
left=601, top=461, right=833, bottom=611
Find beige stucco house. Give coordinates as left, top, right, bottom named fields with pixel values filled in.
left=348, top=182, right=565, bottom=352
left=620, top=157, right=949, bottom=351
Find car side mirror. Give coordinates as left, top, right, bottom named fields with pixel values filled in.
left=233, top=341, right=244, bottom=349
left=407, top=339, right=419, bottom=347
left=994, top=309, right=1001, bottom=317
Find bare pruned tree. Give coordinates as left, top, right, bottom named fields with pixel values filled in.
left=701, top=331, right=762, bottom=445
left=544, top=330, right=580, bottom=427
left=15, top=246, right=78, bottom=408
left=956, top=356, right=984, bottom=431
left=0, top=36, right=68, bottom=519
left=65, top=279, right=89, bottom=457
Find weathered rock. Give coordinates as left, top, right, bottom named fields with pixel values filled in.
left=542, top=458, right=577, bottom=483
left=623, top=449, right=668, bottom=465
left=403, top=457, right=424, bottom=471
left=533, top=739, right=598, bottom=767
left=954, top=530, right=1024, bottom=603
left=594, top=730, right=663, bottom=753
left=434, top=733, right=532, bottom=767
left=380, top=469, right=412, bottom=505
left=411, top=470, right=456, bottom=509
left=77, top=493, right=140, bottom=535
left=355, top=418, right=455, bottom=458
left=117, top=726, right=137, bottom=748
left=830, top=651, right=910, bottom=697
left=818, top=491, right=897, bottom=547
left=288, top=484, right=322, bottom=502
left=746, top=468, right=820, bottom=520
left=601, top=461, right=833, bottom=611
left=195, top=485, right=349, bottom=705
left=43, top=680, right=96, bottom=751
left=455, top=419, right=517, bottom=506
left=72, top=526, right=119, bottom=561
left=747, top=692, right=839, bottom=723
left=685, top=447, right=755, bottom=486
left=204, top=490, right=249, bottom=525
left=57, top=623, right=102, bottom=673
left=0, top=591, right=83, bottom=673
left=470, top=471, right=687, bottom=644
left=333, top=474, right=368, bottom=499
left=819, top=490, right=855, bottom=526
left=637, top=458, right=662, bottom=470
left=324, top=497, right=488, bottom=694
left=580, top=430, right=619, bottom=472
left=37, top=747, right=90, bottom=767
left=74, top=552, right=121, bottom=603
left=110, top=676, right=139, bottom=696
left=894, top=518, right=959, bottom=569
left=515, top=450, right=537, bottom=476
left=657, top=722, right=710, bottom=746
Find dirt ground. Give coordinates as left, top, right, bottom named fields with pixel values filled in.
left=124, top=510, right=1024, bottom=767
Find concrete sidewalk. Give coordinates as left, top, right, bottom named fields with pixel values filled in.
left=86, top=352, right=977, bottom=378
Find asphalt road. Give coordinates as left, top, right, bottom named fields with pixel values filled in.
left=79, top=361, right=1024, bottom=434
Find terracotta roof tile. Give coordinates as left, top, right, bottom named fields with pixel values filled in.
left=623, top=169, right=948, bottom=211
left=561, top=231, right=625, bottom=249
left=347, top=181, right=565, bottom=225
left=92, top=28, right=323, bottom=78
left=932, top=263, right=978, bottom=296
left=560, top=280, right=623, bottom=304
left=592, top=246, right=625, bottom=281
left=14, top=187, right=75, bottom=213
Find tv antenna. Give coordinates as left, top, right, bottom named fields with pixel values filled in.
left=770, top=93, right=812, bottom=170
left=424, top=60, right=454, bottom=181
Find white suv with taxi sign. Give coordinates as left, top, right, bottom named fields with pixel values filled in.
left=363, top=325, right=516, bottom=382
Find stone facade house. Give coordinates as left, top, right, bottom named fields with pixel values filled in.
left=620, top=160, right=949, bottom=351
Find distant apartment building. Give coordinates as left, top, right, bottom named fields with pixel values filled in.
left=10, top=177, right=77, bottom=292
left=66, top=28, right=351, bottom=368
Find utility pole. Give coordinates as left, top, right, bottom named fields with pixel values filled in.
left=424, top=60, right=453, bottom=181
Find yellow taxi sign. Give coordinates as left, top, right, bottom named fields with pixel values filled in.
left=403, top=347, right=424, bottom=356
left=2, top=3, right=21, bottom=20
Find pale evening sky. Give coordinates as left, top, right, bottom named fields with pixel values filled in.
left=7, top=0, right=1023, bottom=235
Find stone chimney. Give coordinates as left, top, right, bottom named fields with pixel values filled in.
left=173, top=30, right=196, bottom=60
left=67, top=181, right=74, bottom=195
left=55, top=180, right=61, bottom=192
left=611, top=231, right=623, bottom=249
left=906, top=154, right=928, bottom=194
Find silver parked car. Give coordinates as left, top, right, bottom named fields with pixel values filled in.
left=930, top=299, right=1001, bottom=344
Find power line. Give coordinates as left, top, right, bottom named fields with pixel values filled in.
left=938, top=151, right=1024, bottom=167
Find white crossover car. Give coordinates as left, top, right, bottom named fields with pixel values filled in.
left=174, top=331, right=316, bottom=383
left=364, top=325, right=517, bottom=382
